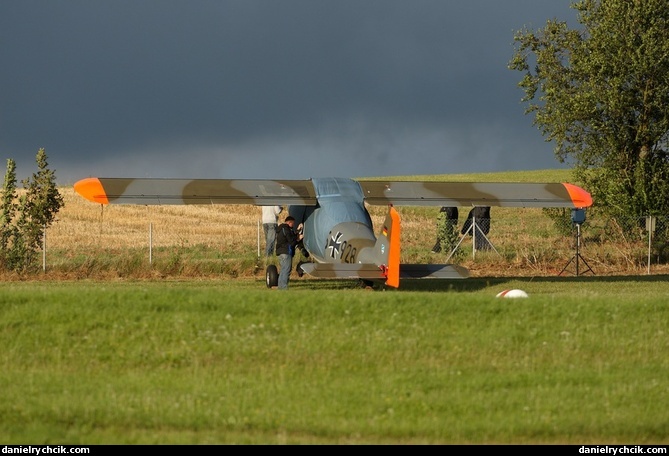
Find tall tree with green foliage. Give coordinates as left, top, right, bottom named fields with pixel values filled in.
left=0, top=149, right=64, bottom=272
left=0, top=159, right=19, bottom=268
left=15, top=148, right=65, bottom=270
left=509, top=0, right=669, bottom=218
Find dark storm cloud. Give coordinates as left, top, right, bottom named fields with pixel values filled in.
left=0, top=0, right=576, bottom=184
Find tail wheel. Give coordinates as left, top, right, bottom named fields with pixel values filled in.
left=266, top=265, right=278, bottom=288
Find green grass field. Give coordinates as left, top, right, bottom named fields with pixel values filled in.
left=1, top=277, right=668, bottom=444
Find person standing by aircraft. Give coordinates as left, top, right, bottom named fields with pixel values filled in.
left=275, top=215, right=303, bottom=289
left=262, top=205, right=283, bottom=257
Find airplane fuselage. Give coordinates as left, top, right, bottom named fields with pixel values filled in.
left=287, top=177, right=378, bottom=265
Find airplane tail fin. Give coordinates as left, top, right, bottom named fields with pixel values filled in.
left=375, top=205, right=401, bottom=288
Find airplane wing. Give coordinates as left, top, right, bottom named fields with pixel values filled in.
left=73, top=177, right=318, bottom=206
left=75, top=177, right=592, bottom=208
left=357, top=181, right=592, bottom=208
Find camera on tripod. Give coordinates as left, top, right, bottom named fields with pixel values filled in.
left=559, top=207, right=594, bottom=276
left=571, top=208, right=586, bottom=225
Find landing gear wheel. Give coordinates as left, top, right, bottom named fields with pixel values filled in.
left=266, top=265, right=278, bottom=288
left=358, top=279, right=375, bottom=290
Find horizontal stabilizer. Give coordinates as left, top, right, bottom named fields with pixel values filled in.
left=399, top=264, right=469, bottom=279
left=298, top=262, right=469, bottom=281
left=298, top=263, right=386, bottom=280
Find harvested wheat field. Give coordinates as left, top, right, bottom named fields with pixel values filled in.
left=30, top=173, right=668, bottom=282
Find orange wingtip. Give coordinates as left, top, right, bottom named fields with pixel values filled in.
left=74, top=178, right=109, bottom=204
left=562, top=183, right=593, bottom=208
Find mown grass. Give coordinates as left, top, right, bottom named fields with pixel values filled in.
left=2, top=169, right=667, bottom=444
left=1, top=278, right=668, bottom=444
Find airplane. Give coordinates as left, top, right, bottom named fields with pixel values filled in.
left=73, top=176, right=593, bottom=289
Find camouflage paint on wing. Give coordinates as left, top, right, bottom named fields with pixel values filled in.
left=74, top=178, right=318, bottom=205
left=357, top=181, right=593, bottom=208
left=74, top=177, right=593, bottom=208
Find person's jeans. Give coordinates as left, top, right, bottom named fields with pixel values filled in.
left=278, top=253, right=293, bottom=289
left=263, top=223, right=277, bottom=257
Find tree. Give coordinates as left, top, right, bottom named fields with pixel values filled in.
left=0, top=149, right=64, bottom=272
left=21, top=148, right=64, bottom=229
left=16, top=148, right=65, bottom=270
left=0, top=159, right=19, bottom=268
left=509, top=0, right=669, bottom=218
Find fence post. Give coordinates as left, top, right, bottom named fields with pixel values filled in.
left=646, top=215, right=655, bottom=275
left=149, top=222, right=153, bottom=265
left=472, top=215, right=476, bottom=259
left=42, top=223, right=46, bottom=273
left=646, top=219, right=653, bottom=275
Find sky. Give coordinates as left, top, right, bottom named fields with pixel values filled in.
left=0, top=1, right=578, bottom=185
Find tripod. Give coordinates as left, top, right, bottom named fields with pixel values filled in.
left=445, top=216, right=500, bottom=262
left=559, top=222, right=594, bottom=276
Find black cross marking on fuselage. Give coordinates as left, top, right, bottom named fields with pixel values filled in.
left=326, top=231, right=344, bottom=259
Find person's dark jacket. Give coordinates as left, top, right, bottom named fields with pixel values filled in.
left=461, top=206, right=491, bottom=235
left=440, top=206, right=459, bottom=221
left=275, top=223, right=298, bottom=256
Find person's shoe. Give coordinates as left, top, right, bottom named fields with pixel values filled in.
left=431, top=243, right=441, bottom=253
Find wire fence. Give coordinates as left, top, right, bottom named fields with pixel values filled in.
left=39, top=203, right=669, bottom=277
left=435, top=213, right=669, bottom=276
